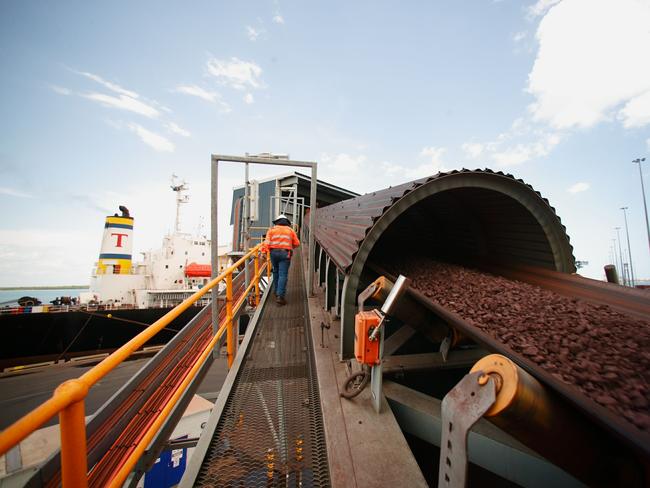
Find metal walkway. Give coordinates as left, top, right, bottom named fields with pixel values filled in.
left=182, top=250, right=330, bottom=487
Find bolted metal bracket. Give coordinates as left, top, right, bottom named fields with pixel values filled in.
left=438, top=371, right=496, bottom=488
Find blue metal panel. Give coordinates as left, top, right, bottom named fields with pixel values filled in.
left=144, top=444, right=187, bottom=488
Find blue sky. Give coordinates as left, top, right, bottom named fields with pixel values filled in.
left=1, top=0, right=649, bottom=286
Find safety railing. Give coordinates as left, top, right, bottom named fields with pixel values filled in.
left=0, top=244, right=270, bottom=487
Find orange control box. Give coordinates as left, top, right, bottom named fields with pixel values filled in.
left=354, top=310, right=381, bottom=365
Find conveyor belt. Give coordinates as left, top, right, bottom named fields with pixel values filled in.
left=373, top=259, right=650, bottom=484
left=185, top=250, right=330, bottom=487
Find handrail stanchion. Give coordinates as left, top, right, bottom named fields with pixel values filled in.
left=266, top=250, right=271, bottom=282
left=254, top=251, right=260, bottom=306
left=226, top=271, right=234, bottom=368
left=57, top=380, right=89, bottom=488
left=60, top=402, right=88, bottom=487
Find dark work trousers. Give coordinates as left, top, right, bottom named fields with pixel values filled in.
left=270, top=248, right=291, bottom=297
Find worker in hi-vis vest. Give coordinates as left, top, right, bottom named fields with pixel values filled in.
left=261, top=214, right=300, bottom=305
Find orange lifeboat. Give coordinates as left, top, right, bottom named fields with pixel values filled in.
left=184, top=262, right=211, bottom=277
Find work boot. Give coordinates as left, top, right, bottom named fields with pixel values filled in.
left=276, top=296, right=286, bottom=306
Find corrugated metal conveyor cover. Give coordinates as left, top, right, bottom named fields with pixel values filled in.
left=312, top=168, right=576, bottom=274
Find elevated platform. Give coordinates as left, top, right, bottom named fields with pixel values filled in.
left=182, top=249, right=426, bottom=487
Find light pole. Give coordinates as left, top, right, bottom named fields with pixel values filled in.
left=632, top=157, right=650, bottom=253
left=620, top=206, right=635, bottom=286
left=615, top=227, right=626, bottom=285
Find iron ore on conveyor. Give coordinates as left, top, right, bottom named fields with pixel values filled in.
left=388, top=257, right=650, bottom=433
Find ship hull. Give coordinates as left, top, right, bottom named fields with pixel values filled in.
left=0, top=306, right=202, bottom=369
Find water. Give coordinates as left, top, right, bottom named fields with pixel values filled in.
left=0, top=288, right=89, bottom=306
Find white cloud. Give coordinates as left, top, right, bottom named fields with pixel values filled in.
left=0, top=229, right=97, bottom=286
left=243, top=93, right=254, bottom=104
left=273, top=14, right=285, bottom=24
left=316, top=151, right=456, bottom=195
left=127, top=123, right=174, bottom=152
left=174, top=84, right=231, bottom=112
left=104, top=119, right=123, bottom=131
left=319, top=153, right=405, bottom=193
left=462, top=142, right=484, bottom=159
left=513, top=31, right=527, bottom=43
left=206, top=57, right=264, bottom=91
left=0, top=187, right=33, bottom=198
left=321, top=153, right=367, bottom=175
left=381, top=160, right=451, bottom=180
left=81, top=93, right=160, bottom=118
left=74, top=70, right=139, bottom=98
left=374, top=147, right=452, bottom=182
left=166, top=122, right=191, bottom=137
left=527, top=0, right=650, bottom=130
left=246, top=26, right=261, bottom=41
left=419, top=146, right=447, bottom=170
left=73, top=70, right=171, bottom=120
left=463, top=117, right=563, bottom=167
left=490, top=132, right=561, bottom=166
left=528, top=0, right=562, bottom=18
left=491, top=146, right=534, bottom=166
left=0, top=229, right=89, bottom=248
left=174, top=85, right=217, bottom=102
left=619, top=91, right=650, bottom=128
left=50, top=85, right=71, bottom=96
left=568, top=182, right=590, bottom=193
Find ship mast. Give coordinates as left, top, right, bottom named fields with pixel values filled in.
left=170, top=174, right=189, bottom=234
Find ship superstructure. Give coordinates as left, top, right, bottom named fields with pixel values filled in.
left=84, top=177, right=225, bottom=309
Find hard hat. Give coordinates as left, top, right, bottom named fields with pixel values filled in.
left=273, top=214, right=290, bottom=224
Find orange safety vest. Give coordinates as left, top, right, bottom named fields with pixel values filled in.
left=263, top=225, right=300, bottom=251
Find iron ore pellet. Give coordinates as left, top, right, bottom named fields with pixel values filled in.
left=389, top=257, right=650, bottom=432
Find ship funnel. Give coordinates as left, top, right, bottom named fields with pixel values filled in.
left=97, top=209, right=134, bottom=275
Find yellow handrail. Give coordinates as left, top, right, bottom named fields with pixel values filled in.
left=108, top=257, right=270, bottom=487
left=0, top=243, right=269, bottom=487
left=109, top=306, right=231, bottom=487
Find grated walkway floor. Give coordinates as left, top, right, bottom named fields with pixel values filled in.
left=194, top=251, right=330, bottom=487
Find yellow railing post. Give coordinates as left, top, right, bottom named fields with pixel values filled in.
left=254, top=252, right=260, bottom=306
left=226, top=271, right=234, bottom=368
left=57, top=379, right=89, bottom=487
left=266, top=250, right=271, bottom=281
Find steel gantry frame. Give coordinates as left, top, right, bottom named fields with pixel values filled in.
left=210, top=154, right=318, bottom=339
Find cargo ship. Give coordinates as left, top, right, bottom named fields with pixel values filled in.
left=0, top=178, right=227, bottom=369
